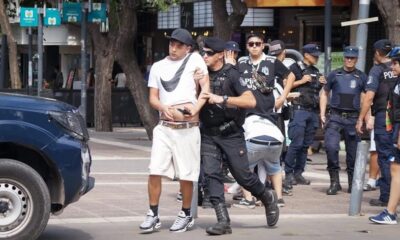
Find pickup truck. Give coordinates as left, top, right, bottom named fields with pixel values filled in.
left=0, top=93, right=95, bottom=240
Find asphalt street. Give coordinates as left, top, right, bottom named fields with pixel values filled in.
left=38, top=127, right=400, bottom=240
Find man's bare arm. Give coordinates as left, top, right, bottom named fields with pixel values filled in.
left=275, top=72, right=295, bottom=109
left=190, top=74, right=210, bottom=116
left=356, top=90, right=375, bottom=134
left=203, top=90, right=256, bottom=109
left=149, top=87, right=174, bottom=120
left=320, top=89, right=329, bottom=125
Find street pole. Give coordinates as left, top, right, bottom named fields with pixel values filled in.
left=349, top=141, right=369, bottom=216
left=37, top=9, right=43, bottom=96
left=0, top=35, right=6, bottom=88
left=28, top=27, right=33, bottom=95
left=324, top=0, right=332, bottom=75
left=80, top=4, right=88, bottom=121
left=355, top=0, right=371, bottom=72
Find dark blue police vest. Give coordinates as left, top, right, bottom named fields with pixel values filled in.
left=373, top=63, right=398, bottom=114
left=330, top=68, right=364, bottom=111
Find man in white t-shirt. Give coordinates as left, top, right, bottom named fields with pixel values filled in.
left=139, top=28, right=209, bottom=234
left=115, top=72, right=126, bottom=88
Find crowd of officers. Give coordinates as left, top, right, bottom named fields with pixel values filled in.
left=139, top=27, right=400, bottom=235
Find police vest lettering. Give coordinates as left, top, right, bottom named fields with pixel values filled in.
left=238, top=55, right=275, bottom=94
left=330, top=69, right=364, bottom=111
left=373, top=63, right=398, bottom=114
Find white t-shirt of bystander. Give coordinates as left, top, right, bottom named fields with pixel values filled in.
left=147, top=52, right=208, bottom=106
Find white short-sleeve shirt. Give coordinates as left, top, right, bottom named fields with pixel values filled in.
left=148, top=52, right=208, bottom=106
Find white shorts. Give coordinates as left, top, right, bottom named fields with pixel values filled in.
left=370, top=129, right=376, bottom=152
left=148, top=125, right=201, bottom=181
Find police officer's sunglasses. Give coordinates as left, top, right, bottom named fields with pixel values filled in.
left=200, top=50, right=217, bottom=56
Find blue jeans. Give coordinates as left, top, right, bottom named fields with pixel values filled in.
left=284, top=109, right=319, bottom=175
left=246, top=139, right=282, bottom=175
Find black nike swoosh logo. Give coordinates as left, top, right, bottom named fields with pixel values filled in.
left=160, top=54, right=192, bottom=92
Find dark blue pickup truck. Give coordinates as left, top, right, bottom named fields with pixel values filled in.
left=0, top=93, right=95, bottom=240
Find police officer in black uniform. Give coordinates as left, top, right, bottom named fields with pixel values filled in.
left=356, top=39, right=396, bottom=207
left=284, top=43, right=326, bottom=189
left=320, top=46, right=367, bottom=195
left=199, top=37, right=279, bottom=235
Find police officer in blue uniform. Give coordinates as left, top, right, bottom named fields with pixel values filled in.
left=283, top=43, right=326, bottom=189
left=199, top=37, right=279, bottom=235
left=356, top=39, right=396, bottom=207
left=320, top=46, right=367, bottom=195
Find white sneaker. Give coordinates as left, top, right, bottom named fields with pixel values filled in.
left=227, top=182, right=240, bottom=194
left=169, top=210, right=194, bottom=232
left=139, top=209, right=161, bottom=233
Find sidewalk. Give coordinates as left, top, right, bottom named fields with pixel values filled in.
left=80, top=127, right=398, bottom=239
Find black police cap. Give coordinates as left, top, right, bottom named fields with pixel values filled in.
left=204, top=37, right=225, bottom=52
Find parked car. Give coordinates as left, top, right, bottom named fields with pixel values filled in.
left=0, top=93, right=95, bottom=240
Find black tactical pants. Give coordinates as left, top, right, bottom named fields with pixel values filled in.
left=201, top=130, right=266, bottom=204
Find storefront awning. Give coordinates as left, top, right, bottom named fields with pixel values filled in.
left=245, top=0, right=351, bottom=7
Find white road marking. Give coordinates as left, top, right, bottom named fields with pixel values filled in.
left=91, top=172, right=149, bottom=175
left=49, top=214, right=350, bottom=225
left=91, top=156, right=150, bottom=161
left=95, top=182, right=179, bottom=186
left=90, top=138, right=151, bottom=152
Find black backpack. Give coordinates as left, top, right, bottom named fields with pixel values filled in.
left=386, top=78, right=400, bottom=125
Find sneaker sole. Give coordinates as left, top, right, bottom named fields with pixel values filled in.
left=170, top=219, right=195, bottom=233
left=140, top=222, right=162, bottom=233
left=369, top=218, right=397, bottom=225
left=233, top=204, right=256, bottom=209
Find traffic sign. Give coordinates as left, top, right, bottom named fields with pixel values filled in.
left=62, top=2, right=82, bottom=23
left=88, top=3, right=106, bottom=23
left=20, top=7, right=38, bottom=27
left=44, top=8, right=61, bottom=26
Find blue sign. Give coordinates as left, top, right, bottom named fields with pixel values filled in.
left=20, top=7, right=38, bottom=27
left=88, top=3, right=106, bottom=23
left=62, top=2, right=82, bottom=23
left=44, top=8, right=61, bottom=26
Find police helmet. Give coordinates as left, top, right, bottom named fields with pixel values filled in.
left=388, top=46, right=400, bottom=62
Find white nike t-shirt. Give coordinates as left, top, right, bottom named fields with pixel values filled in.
left=148, top=53, right=208, bottom=106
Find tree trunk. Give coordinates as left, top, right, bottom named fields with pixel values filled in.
left=116, top=0, right=158, bottom=139
left=212, top=0, right=247, bottom=41
left=89, top=25, right=116, bottom=132
left=374, top=0, right=400, bottom=43
left=0, top=0, right=21, bottom=89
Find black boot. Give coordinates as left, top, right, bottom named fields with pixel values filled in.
left=206, top=203, right=232, bottom=235
left=294, top=173, right=311, bottom=185
left=284, top=172, right=296, bottom=189
left=347, top=171, right=353, bottom=193
left=326, top=170, right=342, bottom=195
left=259, top=188, right=279, bottom=227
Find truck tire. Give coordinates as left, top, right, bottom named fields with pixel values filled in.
left=0, top=159, right=51, bottom=240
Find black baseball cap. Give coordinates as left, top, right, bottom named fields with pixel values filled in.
left=343, top=46, right=359, bottom=57
left=268, top=40, right=285, bottom=56
left=225, top=41, right=241, bottom=52
left=204, top=37, right=225, bottom=52
left=373, top=39, right=392, bottom=51
left=166, top=28, right=193, bottom=46
left=303, top=43, right=322, bottom=57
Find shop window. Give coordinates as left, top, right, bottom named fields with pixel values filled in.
left=193, top=1, right=213, bottom=27
left=157, top=5, right=181, bottom=29
left=193, top=1, right=273, bottom=27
